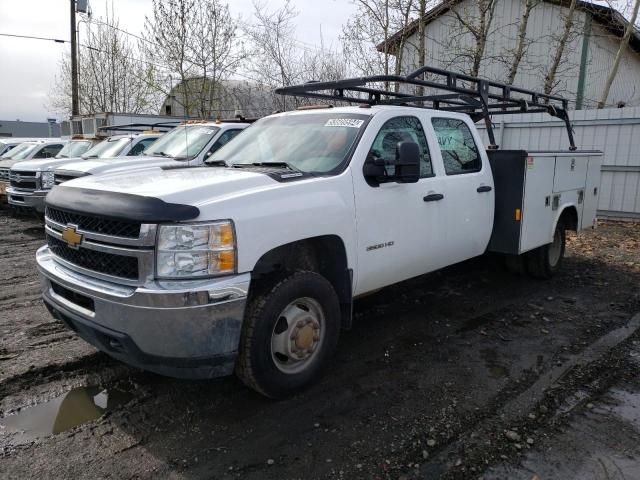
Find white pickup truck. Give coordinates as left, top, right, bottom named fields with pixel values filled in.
left=6, top=134, right=160, bottom=214
left=51, top=120, right=248, bottom=186
left=36, top=69, right=602, bottom=398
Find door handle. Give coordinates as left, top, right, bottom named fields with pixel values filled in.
left=423, top=193, right=444, bottom=202
left=477, top=185, right=492, bottom=193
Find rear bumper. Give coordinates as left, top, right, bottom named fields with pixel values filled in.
left=7, top=187, right=47, bottom=213
left=37, top=246, right=251, bottom=379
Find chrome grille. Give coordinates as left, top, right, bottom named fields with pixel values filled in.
left=9, top=170, right=39, bottom=191
left=44, top=211, right=156, bottom=286
left=45, top=207, right=141, bottom=238
left=47, top=234, right=139, bottom=280
left=0, top=168, right=9, bottom=182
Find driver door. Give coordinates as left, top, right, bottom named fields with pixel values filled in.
left=352, top=114, right=446, bottom=296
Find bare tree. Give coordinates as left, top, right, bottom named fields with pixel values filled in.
left=543, top=0, right=578, bottom=95
left=341, top=0, right=421, bottom=94
left=143, top=0, right=198, bottom=115
left=244, top=1, right=300, bottom=92
left=448, top=0, right=499, bottom=77
left=598, top=0, right=640, bottom=108
left=50, top=8, right=161, bottom=115
left=506, top=0, right=540, bottom=84
left=244, top=0, right=346, bottom=109
left=189, top=1, right=247, bottom=117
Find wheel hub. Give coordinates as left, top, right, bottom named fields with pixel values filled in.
left=271, top=298, right=325, bottom=374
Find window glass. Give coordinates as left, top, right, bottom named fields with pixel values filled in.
left=144, top=125, right=219, bottom=160
left=10, top=144, right=40, bottom=160
left=34, top=144, right=63, bottom=158
left=82, top=137, right=132, bottom=158
left=207, top=129, right=242, bottom=155
left=128, top=137, right=157, bottom=156
left=367, top=116, right=433, bottom=178
left=2, top=143, right=32, bottom=159
left=431, top=118, right=481, bottom=175
left=214, top=113, right=367, bottom=174
left=56, top=141, right=93, bottom=158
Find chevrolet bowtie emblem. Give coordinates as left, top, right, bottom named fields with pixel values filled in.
left=62, top=225, right=83, bottom=248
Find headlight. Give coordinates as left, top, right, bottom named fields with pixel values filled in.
left=156, top=221, right=236, bottom=278
left=41, top=171, right=55, bottom=189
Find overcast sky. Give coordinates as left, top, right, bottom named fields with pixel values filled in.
left=0, top=0, right=355, bottom=122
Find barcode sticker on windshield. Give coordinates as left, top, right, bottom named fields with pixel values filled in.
left=324, top=119, right=364, bottom=128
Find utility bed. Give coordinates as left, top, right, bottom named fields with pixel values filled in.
left=488, top=150, right=603, bottom=255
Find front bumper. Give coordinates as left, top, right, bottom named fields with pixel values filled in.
left=37, top=246, right=251, bottom=379
left=7, top=187, right=47, bottom=213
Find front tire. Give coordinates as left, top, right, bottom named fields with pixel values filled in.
left=526, top=221, right=566, bottom=279
left=235, top=271, right=340, bottom=398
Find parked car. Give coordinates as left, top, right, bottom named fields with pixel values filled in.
left=51, top=121, right=248, bottom=186
left=36, top=69, right=602, bottom=398
left=0, top=139, right=67, bottom=199
left=0, top=138, right=53, bottom=157
left=5, top=134, right=159, bottom=213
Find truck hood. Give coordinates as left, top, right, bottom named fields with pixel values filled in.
left=63, top=166, right=279, bottom=207
left=0, top=159, right=19, bottom=169
left=11, top=156, right=85, bottom=172
left=54, top=156, right=180, bottom=175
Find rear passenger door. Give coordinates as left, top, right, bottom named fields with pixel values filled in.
left=429, top=117, right=494, bottom=265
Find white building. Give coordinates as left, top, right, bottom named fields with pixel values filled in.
left=382, top=0, right=640, bottom=109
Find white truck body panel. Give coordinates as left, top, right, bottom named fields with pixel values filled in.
left=35, top=104, right=602, bottom=384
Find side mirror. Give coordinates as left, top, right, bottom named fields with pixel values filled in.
left=394, top=141, right=420, bottom=183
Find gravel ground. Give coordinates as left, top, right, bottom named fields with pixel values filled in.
left=0, top=208, right=639, bottom=480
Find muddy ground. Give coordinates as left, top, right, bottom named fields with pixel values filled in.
left=1, top=208, right=639, bottom=480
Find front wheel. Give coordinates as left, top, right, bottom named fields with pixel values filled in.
left=235, top=271, right=340, bottom=398
left=526, top=221, right=566, bottom=279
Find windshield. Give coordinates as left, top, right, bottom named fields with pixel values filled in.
left=211, top=113, right=367, bottom=174
left=1, top=143, right=33, bottom=159
left=82, top=137, right=131, bottom=159
left=56, top=141, right=92, bottom=158
left=10, top=144, right=40, bottom=160
left=143, top=125, right=219, bottom=159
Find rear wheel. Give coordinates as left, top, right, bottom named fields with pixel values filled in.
left=526, top=221, right=566, bottom=279
left=235, top=271, right=340, bottom=398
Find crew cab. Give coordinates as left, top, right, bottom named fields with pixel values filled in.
left=51, top=121, right=248, bottom=186
left=36, top=70, right=603, bottom=398
left=6, top=134, right=159, bottom=213
left=0, top=139, right=66, bottom=200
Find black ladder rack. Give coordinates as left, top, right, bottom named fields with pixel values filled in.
left=275, top=65, right=577, bottom=151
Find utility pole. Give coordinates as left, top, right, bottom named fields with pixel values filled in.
left=70, top=0, right=79, bottom=115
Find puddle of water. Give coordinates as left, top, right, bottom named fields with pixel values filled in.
left=0, top=385, right=133, bottom=444
left=479, top=348, right=510, bottom=379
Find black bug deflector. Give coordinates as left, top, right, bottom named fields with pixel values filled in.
left=46, top=186, right=200, bottom=223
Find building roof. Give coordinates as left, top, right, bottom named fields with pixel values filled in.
left=378, top=0, right=640, bottom=55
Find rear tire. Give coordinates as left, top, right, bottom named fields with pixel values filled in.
left=235, top=271, right=340, bottom=399
left=526, top=221, right=566, bottom=279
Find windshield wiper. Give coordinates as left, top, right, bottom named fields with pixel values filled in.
left=237, top=161, right=304, bottom=174
left=205, top=159, right=229, bottom=167
left=154, top=151, right=174, bottom=158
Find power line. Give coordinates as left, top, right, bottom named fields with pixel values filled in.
left=0, top=33, right=68, bottom=43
